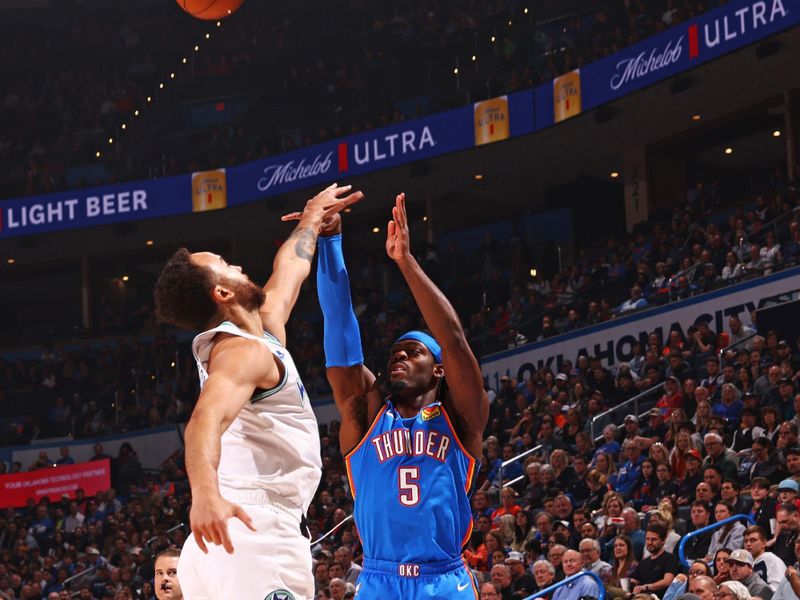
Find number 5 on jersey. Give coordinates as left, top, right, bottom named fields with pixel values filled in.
left=398, top=466, right=420, bottom=506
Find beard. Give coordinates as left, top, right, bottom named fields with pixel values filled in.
left=387, top=379, right=409, bottom=393
left=230, top=278, right=266, bottom=312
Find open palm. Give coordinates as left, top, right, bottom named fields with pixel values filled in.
left=386, top=193, right=411, bottom=262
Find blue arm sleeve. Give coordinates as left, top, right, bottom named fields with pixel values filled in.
left=316, top=234, right=364, bottom=367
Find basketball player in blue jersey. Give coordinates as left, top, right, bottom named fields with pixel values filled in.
left=310, top=192, right=489, bottom=598
left=153, top=183, right=362, bottom=600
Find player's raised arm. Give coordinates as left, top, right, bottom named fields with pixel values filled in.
left=184, top=335, right=277, bottom=554
left=315, top=214, right=381, bottom=453
left=386, top=193, right=488, bottom=449
left=261, top=183, right=363, bottom=345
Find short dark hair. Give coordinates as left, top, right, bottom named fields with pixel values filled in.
left=155, top=547, right=181, bottom=562
left=154, top=248, right=219, bottom=331
left=744, top=525, right=767, bottom=540
left=703, top=465, right=722, bottom=476
left=690, top=500, right=710, bottom=512
left=646, top=522, right=667, bottom=540
left=751, top=477, right=770, bottom=489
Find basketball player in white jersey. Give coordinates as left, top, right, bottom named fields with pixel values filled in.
left=153, top=183, right=362, bottom=600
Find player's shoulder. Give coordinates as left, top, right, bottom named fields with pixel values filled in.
left=208, top=332, right=274, bottom=369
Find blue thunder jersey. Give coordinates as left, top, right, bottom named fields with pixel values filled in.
left=345, top=400, right=477, bottom=563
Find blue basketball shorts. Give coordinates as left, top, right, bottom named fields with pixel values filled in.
left=354, top=556, right=480, bottom=599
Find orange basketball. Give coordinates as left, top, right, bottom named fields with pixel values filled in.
left=176, top=0, right=244, bottom=20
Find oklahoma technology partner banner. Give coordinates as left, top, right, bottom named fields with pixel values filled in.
left=0, top=459, right=110, bottom=509
left=481, top=266, right=800, bottom=389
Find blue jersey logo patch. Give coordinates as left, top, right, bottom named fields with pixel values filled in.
left=420, top=406, right=441, bottom=421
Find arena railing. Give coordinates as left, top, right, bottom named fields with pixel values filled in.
left=145, top=522, right=186, bottom=549
left=522, top=570, right=606, bottom=600
left=63, top=565, right=98, bottom=592
left=311, top=514, right=354, bottom=546
left=677, top=514, right=755, bottom=568
left=499, top=444, right=544, bottom=490
left=590, top=382, right=666, bottom=443
left=718, top=332, right=758, bottom=370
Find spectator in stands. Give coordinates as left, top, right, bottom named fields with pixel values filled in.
left=551, top=549, right=599, bottom=600
left=532, top=560, right=556, bottom=594
left=154, top=548, right=182, bottom=600
left=743, top=525, right=784, bottom=592
left=617, top=286, right=648, bottom=315
left=630, top=523, right=681, bottom=596
left=505, top=551, right=536, bottom=598
left=725, top=549, right=774, bottom=599
left=684, top=501, right=713, bottom=561
left=56, top=447, right=75, bottom=466
left=480, top=582, right=502, bottom=600
left=774, top=503, right=800, bottom=567
left=334, top=546, right=361, bottom=586
left=713, top=549, right=734, bottom=586
left=703, top=433, right=738, bottom=480
left=579, top=538, right=611, bottom=582
left=687, top=574, right=718, bottom=600
left=610, top=440, right=644, bottom=500
left=708, top=501, right=746, bottom=561
left=490, top=564, right=514, bottom=599
left=606, top=535, right=638, bottom=598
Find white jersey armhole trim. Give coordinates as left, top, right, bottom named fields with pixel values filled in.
left=251, top=354, right=289, bottom=403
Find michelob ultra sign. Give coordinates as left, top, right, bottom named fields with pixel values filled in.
left=553, top=69, right=582, bottom=123
left=473, top=96, right=510, bottom=146
left=192, top=168, right=227, bottom=213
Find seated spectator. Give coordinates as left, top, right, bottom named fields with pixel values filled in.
left=743, top=525, right=785, bottom=592
left=505, top=551, right=536, bottom=598
left=703, top=433, right=739, bottom=480
left=662, top=560, right=711, bottom=600
left=552, top=549, right=600, bottom=600
left=721, top=252, right=744, bottom=280
left=707, top=502, right=746, bottom=561
left=630, top=522, right=681, bottom=597
left=606, top=535, right=638, bottom=598
left=713, top=383, right=744, bottom=427
left=725, top=549, right=774, bottom=599
left=532, top=560, right=556, bottom=594
left=687, top=574, right=718, bottom=599
left=616, top=286, right=648, bottom=315
left=609, top=441, right=644, bottom=500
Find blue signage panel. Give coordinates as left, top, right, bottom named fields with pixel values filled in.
left=227, top=142, right=340, bottom=207
left=508, top=89, right=536, bottom=137
left=3, top=0, right=797, bottom=239
left=229, top=106, right=475, bottom=206
left=581, top=0, right=800, bottom=111
left=0, top=176, right=191, bottom=240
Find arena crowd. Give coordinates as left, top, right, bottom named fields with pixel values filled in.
left=0, top=0, right=721, bottom=198
left=2, top=207, right=800, bottom=598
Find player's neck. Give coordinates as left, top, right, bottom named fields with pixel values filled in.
left=220, top=306, right=263, bottom=337
left=392, top=391, right=438, bottom=418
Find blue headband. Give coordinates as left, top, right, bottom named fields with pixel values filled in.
left=394, top=331, right=442, bottom=363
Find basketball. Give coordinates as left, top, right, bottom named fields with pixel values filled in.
left=176, top=0, right=244, bottom=20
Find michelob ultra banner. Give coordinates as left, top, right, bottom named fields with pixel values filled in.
left=553, top=69, right=582, bottom=123
left=474, top=96, right=510, bottom=146
left=192, top=168, right=227, bottom=212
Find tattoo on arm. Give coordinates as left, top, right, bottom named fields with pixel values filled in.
left=291, top=226, right=317, bottom=261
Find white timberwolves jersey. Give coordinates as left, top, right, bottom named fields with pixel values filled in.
left=192, top=321, right=322, bottom=513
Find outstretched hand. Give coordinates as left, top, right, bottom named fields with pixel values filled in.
left=280, top=183, right=363, bottom=228
left=386, top=193, right=411, bottom=262
left=282, top=212, right=342, bottom=237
